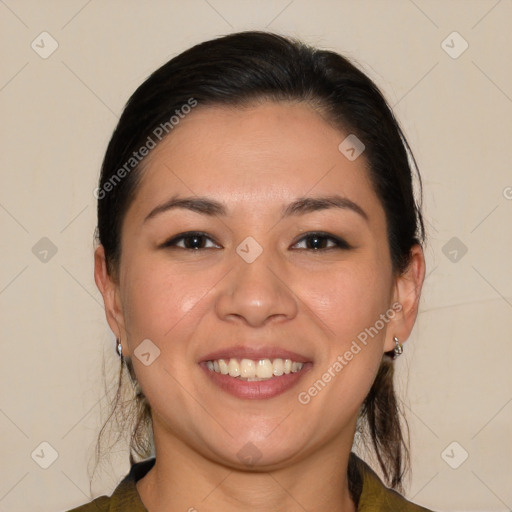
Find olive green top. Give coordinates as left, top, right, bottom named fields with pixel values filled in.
left=66, top=453, right=435, bottom=511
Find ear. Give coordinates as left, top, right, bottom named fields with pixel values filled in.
left=384, top=244, right=426, bottom=352
left=94, top=245, right=127, bottom=352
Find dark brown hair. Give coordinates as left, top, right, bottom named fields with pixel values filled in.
left=93, top=30, right=425, bottom=494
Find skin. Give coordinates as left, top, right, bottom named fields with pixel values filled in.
left=95, top=101, right=425, bottom=512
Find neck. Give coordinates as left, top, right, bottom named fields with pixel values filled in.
left=136, top=423, right=357, bottom=512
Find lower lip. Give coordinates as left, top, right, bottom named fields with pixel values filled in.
left=200, top=362, right=313, bottom=400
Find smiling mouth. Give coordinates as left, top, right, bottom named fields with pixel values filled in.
left=205, top=357, right=305, bottom=381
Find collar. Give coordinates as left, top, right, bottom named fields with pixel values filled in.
left=104, top=454, right=433, bottom=511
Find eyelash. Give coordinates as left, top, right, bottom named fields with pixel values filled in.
left=162, top=231, right=351, bottom=251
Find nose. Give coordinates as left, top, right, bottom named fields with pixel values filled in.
left=215, top=247, right=298, bottom=328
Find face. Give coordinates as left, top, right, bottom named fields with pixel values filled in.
left=96, top=101, right=422, bottom=470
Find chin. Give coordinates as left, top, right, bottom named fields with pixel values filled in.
left=204, top=431, right=307, bottom=472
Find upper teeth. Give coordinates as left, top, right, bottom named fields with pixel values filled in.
left=206, top=358, right=304, bottom=380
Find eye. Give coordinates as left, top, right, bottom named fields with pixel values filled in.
left=291, top=232, right=351, bottom=251
left=162, top=231, right=221, bottom=250
left=161, top=231, right=350, bottom=251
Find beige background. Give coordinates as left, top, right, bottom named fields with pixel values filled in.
left=1, top=1, right=511, bottom=511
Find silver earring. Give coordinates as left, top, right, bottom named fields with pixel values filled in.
left=116, top=338, right=123, bottom=357
left=393, top=336, right=403, bottom=358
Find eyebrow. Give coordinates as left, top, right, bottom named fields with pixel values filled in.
left=143, top=194, right=369, bottom=224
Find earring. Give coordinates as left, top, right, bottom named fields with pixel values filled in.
left=392, top=336, right=403, bottom=359
left=116, top=338, right=123, bottom=357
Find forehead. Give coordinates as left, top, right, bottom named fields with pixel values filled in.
left=126, top=101, right=384, bottom=223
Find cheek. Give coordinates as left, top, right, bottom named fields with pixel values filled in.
left=304, top=258, right=392, bottom=341
left=121, top=255, right=225, bottom=350
left=119, top=260, right=211, bottom=413
left=296, top=258, right=392, bottom=407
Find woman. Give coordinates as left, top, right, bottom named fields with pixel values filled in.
left=69, top=31, right=431, bottom=511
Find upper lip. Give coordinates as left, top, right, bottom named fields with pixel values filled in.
left=200, top=346, right=311, bottom=363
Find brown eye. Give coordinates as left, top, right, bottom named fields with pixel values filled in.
left=163, top=232, right=221, bottom=250
left=291, top=232, right=351, bottom=251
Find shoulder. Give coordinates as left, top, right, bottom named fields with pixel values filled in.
left=64, top=496, right=110, bottom=512
left=351, top=454, right=436, bottom=512
left=62, top=458, right=155, bottom=512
